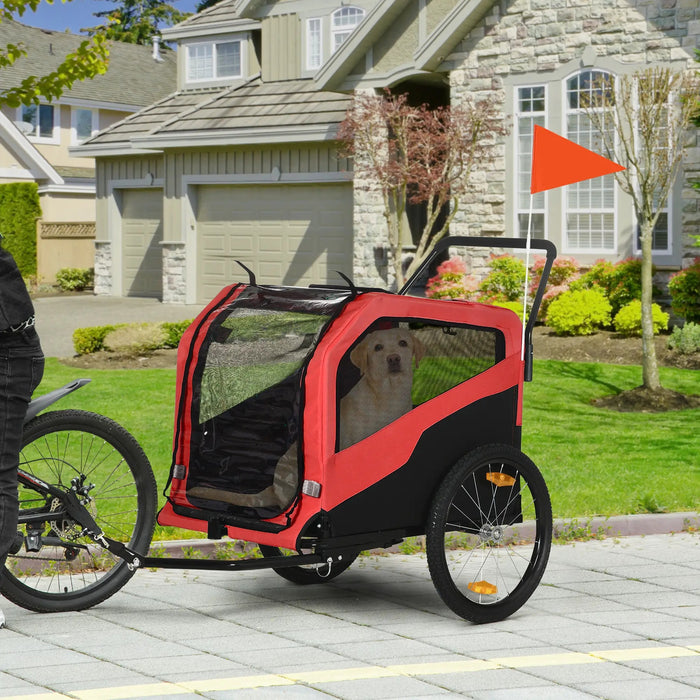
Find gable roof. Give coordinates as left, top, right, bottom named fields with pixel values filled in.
left=161, top=0, right=259, bottom=41
left=0, top=19, right=177, bottom=107
left=316, top=0, right=496, bottom=91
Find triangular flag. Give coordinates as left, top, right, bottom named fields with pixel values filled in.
left=530, top=124, right=625, bottom=194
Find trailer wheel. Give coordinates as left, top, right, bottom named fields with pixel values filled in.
left=426, top=443, right=551, bottom=623
left=258, top=545, right=357, bottom=585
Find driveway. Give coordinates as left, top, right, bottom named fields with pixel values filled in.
left=33, top=295, right=205, bottom=358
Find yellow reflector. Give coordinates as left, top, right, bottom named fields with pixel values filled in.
left=486, top=472, right=515, bottom=487
left=468, top=580, right=498, bottom=595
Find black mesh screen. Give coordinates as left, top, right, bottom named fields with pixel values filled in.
left=337, top=319, right=503, bottom=451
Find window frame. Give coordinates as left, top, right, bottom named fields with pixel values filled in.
left=185, top=38, right=243, bottom=85
left=515, top=84, right=548, bottom=241
left=306, top=17, right=323, bottom=71
left=71, top=107, right=98, bottom=146
left=331, top=6, right=365, bottom=54
left=17, top=103, right=59, bottom=144
left=562, top=69, right=619, bottom=255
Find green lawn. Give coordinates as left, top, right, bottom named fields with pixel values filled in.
left=34, top=357, right=699, bottom=538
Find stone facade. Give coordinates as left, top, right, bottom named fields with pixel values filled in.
left=93, top=242, right=112, bottom=296
left=445, top=0, right=700, bottom=266
left=162, top=243, right=187, bottom=304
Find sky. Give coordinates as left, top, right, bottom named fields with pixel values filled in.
left=16, top=0, right=201, bottom=35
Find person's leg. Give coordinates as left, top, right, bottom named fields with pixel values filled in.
left=0, top=337, right=44, bottom=574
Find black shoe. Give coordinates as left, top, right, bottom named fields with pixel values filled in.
left=8, top=531, right=23, bottom=555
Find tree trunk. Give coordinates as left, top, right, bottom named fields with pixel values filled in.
left=639, top=222, right=661, bottom=391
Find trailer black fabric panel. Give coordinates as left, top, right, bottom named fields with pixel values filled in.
left=185, top=285, right=351, bottom=519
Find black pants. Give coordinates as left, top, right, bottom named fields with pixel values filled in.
left=0, top=327, right=44, bottom=572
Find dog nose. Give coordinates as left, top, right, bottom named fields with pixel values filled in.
left=387, top=354, right=401, bottom=371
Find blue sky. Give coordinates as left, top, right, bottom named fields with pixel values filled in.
left=16, top=0, right=200, bottom=34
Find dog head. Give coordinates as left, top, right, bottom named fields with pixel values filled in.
left=349, top=328, right=424, bottom=381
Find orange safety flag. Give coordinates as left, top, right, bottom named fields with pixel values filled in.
left=530, top=124, right=625, bottom=194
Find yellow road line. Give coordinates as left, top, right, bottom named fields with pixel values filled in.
left=4, top=645, right=697, bottom=700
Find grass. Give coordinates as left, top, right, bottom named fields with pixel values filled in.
left=33, top=357, right=699, bottom=540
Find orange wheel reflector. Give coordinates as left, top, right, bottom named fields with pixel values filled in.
left=486, top=472, right=515, bottom=487
left=468, top=580, right=498, bottom=595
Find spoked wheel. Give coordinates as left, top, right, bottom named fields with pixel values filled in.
left=258, top=545, right=357, bottom=585
left=426, top=443, right=552, bottom=623
left=1, top=410, right=157, bottom=612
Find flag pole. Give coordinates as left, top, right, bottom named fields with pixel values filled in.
left=521, top=195, right=533, bottom=361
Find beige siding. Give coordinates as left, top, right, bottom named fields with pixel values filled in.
left=426, top=0, right=460, bottom=36
left=261, top=13, right=301, bottom=81
left=372, top=5, right=420, bottom=74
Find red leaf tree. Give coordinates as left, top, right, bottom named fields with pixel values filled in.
left=337, top=90, right=506, bottom=288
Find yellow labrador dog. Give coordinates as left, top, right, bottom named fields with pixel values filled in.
left=339, top=327, right=424, bottom=450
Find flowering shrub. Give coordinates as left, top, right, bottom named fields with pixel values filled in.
left=546, top=288, right=612, bottom=336
left=425, top=256, right=480, bottom=299
left=668, top=258, right=700, bottom=323
left=613, top=300, right=668, bottom=337
left=529, top=256, right=580, bottom=316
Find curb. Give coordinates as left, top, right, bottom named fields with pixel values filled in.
left=147, top=511, right=699, bottom=559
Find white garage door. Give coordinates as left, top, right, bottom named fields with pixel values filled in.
left=196, top=183, right=353, bottom=303
left=121, top=188, right=163, bottom=298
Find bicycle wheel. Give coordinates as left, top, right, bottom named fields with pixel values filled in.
left=258, top=545, right=357, bottom=584
left=426, top=443, right=551, bottom=624
left=1, top=410, right=157, bottom=613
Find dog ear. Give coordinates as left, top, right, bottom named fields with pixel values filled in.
left=411, top=334, right=426, bottom=369
left=350, top=339, right=368, bottom=374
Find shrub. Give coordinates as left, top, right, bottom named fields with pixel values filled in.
left=425, top=256, right=479, bottom=299
left=570, top=257, right=650, bottom=317
left=613, top=300, right=669, bottom=337
left=103, top=323, right=167, bottom=356
left=0, top=182, right=41, bottom=276
left=55, top=267, right=94, bottom=292
left=161, top=319, right=193, bottom=348
left=478, top=254, right=526, bottom=302
left=73, top=324, right=123, bottom=355
left=491, top=301, right=524, bottom=316
left=546, top=288, right=612, bottom=336
left=668, top=322, right=700, bottom=354
left=668, top=258, right=700, bottom=323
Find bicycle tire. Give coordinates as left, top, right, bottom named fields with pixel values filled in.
left=426, top=443, right=552, bottom=623
left=258, top=545, right=357, bottom=584
left=1, top=410, right=157, bottom=613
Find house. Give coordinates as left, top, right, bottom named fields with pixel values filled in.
left=0, top=19, right=176, bottom=283
left=76, top=0, right=700, bottom=304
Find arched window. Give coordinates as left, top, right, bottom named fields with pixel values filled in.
left=565, top=70, right=616, bottom=251
left=332, top=7, right=365, bottom=53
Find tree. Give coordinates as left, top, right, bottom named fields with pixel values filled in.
left=337, top=90, right=505, bottom=288
left=195, top=0, right=219, bottom=10
left=0, top=0, right=109, bottom=107
left=582, top=67, right=698, bottom=393
left=83, top=0, right=191, bottom=45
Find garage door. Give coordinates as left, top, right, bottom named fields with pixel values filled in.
left=121, top=188, right=163, bottom=298
left=196, top=183, right=353, bottom=303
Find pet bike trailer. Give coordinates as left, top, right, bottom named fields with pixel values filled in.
left=151, top=236, right=556, bottom=623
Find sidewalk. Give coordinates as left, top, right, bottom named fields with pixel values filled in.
left=33, top=295, right=204, bottom=358
left=2, top=533, right=699, bottom=699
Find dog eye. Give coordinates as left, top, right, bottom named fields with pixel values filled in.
left=398, top=340, right=408, bottom=347
left=374, top=344, right=383, bottom=352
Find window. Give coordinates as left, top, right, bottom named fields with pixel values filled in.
left=187, top=40, right=241, bottom=82
left=331, top=6, right=365, bottom=53
left=565, top=70, right=616, bottom=252
left=19, top=104, right=57, bottom=141
left=72, top=108, right=97, bottom=145
left=516, top=86, right=546, bottom=238
left=306, top=18, right=322, bottom=70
